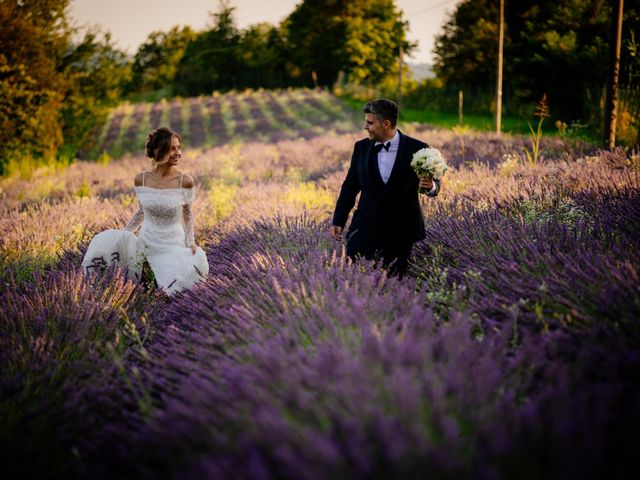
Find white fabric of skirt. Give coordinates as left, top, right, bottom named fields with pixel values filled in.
left=82, top=186, right=209, bottom=295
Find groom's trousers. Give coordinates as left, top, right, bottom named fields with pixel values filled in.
left=346, top=226, right=413, bottom=279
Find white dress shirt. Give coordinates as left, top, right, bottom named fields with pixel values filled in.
left=375, top=131, right=400, bottom=183
left=375, top=131, right=438, bottom=194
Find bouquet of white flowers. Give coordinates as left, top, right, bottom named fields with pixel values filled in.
left=410, top=147, right=449, bottom=180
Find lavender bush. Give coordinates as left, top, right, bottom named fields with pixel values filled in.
left=0, top=90, right=638, bottom=478
left=412, top=184, right=640, bottom=340
left=68, top=217, right=639, bottom=479
left=0, top=267, right=159, bottom=477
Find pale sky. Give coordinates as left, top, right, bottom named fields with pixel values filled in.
left=69, top=0, right=460, bottom=65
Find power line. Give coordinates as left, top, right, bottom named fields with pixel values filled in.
left=409, top=0, right=459, bottom=16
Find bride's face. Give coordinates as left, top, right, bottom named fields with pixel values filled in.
left=165, top=136, right=182, bottom=166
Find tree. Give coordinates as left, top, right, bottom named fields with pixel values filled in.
left=0, top=0, right=134, bottom=172
left=174, top=1, right=241, bottom=95
left=284, top=0, right=413, bottom=87
left=237, top=23, right=288, bottom=88
left=128, top=26, right=195, bottom=94
left=433, top=0, right=500, bottom=89
left=0, top=0, right=71, bottom=169
left=511, top=0, right=611, bottom=118
left=433, top=0, right=640, bottom=123
left=60, top=29, right=131, bottom=157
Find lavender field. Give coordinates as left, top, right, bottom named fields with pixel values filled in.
left=1, top=90, right=639, bottom=479
left=81, top=89, right=358, bottom=160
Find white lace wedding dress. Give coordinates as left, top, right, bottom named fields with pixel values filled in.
left=82, top=173, right=209, bottom=295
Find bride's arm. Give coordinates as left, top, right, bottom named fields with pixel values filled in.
left=182, top=204, right=196, bottom=248
left=181, top=174, right=197, bottom=252
left=124, top=203, right=144, bottom=232
left=124, top=173, right=145, bottom=232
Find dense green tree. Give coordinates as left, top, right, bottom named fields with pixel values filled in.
left=60, top=29, right=131, bottom=157
left=237, top=23, right=288, bottom=88
left=433, top=0, right=500, bottom=88
left=510, top=0, right=611, bottom=118
left=0, top=0, right=130, bottom=171
left=284, top=0, right=413, bottom=87
left=0, top=0, right=71, bottom=168
left=433, top=0, right=640, bottom=120
left=128, top=26, right=195, bottom=94
left=174, top=1, right=241, bottom=95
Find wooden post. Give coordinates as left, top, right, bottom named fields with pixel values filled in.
left=397, top=39, right=403, bottom=112
left=604, top=0, right=625, bottom=149
left=495, top=0, right=504, bottom=134
left=458, top=90, right=464, bottom=125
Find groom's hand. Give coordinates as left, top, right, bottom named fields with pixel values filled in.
left=330, top=225, right=343, bottom=241
left=419, top=175, right=434, bottom=191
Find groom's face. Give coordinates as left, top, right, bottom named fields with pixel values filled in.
left=364, top=113, right=390, bottom=142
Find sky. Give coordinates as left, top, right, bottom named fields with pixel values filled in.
left=69, top=0, right=459, bottom=65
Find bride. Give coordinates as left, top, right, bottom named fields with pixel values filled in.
left=82, top=127, right=209, bottom=295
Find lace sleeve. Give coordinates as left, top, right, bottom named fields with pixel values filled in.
left=183, top=204, right=195, bottom=246
left=124, top=204, right=144, bottom=232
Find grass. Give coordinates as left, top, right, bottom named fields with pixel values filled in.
left=338, top=95, right=600, bottom=142
left=401, top=108, right=527, bottom=134
left=125, top=86, right=174, bottom=104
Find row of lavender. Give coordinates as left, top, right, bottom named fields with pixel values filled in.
left=83, top=89, right=358, bottom=159
left=1, top=124, right=639, bottom=477
left=84, top=155, right=640, bottom=478
left=3, top=194, right=638, bottom=477
left=0, top=126, right=599, bottom=280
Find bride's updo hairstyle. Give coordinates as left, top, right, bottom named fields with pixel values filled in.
left=145, top=127, right=182, bottom=166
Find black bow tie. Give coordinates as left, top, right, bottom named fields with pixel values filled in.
left=374, top=142, right=391, bottom=153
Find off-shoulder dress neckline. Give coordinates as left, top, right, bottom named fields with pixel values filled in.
left=134, top=186, right=194, bottom=191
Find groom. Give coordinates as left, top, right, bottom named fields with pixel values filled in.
left=330, top=98, right=440, bottom=278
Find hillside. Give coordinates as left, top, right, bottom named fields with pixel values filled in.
left=82, top=89, right=359, bottom=159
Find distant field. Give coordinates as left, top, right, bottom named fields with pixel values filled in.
left=84, top=90, right=597, bottom=162
left=82, top=89, right=359, bottom=159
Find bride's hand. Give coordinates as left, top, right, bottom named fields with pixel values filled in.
left=189, top=244, right=197, bottom=255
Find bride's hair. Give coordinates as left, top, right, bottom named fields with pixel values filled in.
left=145, top=127, right=182, bottom=165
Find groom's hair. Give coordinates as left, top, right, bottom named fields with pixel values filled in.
left=364, top=99, right=398, bottom=127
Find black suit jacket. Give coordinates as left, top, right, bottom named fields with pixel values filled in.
left=332, top=131, right=440, bottom=250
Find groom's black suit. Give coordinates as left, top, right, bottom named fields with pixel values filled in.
left=332, top=130, right=440, bottom=277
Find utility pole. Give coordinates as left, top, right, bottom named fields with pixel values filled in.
left=495, top=0, right=504, bottom=134
left=604, top=0, right=625, bottom=149
left=397, top=38, right=403, bottom=113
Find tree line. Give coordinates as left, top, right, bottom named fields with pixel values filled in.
left=3, top=0, right=638, bottom=175
left=408, top=0, right=640, bottom=144
left=1, top=0, right=130, bottom=173
left=0, top=0, right=410, bottom=174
